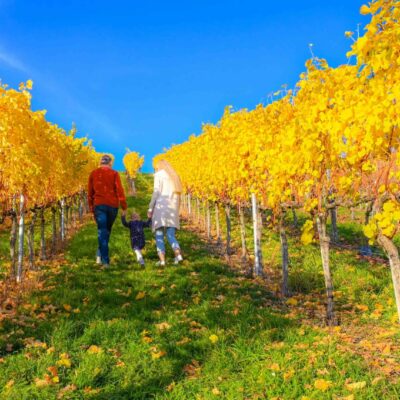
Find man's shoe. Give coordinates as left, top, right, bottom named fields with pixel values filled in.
left=96, top=256, right=102, bottom=265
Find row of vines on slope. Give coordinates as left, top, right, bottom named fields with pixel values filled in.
left=0, top=81, right=100, bottom=282
left=154, top=0, right=400, bottom=325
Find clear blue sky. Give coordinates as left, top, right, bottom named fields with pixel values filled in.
left=0, top=0, right=366, bottom=171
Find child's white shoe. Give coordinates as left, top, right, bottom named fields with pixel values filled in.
left=174, top=254, right=183, bottom=265
left=138, top=258, right=145, bottom=267
left=156, top=261, right=166, bottom=267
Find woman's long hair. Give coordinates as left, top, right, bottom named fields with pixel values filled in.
left=156, top=159, right=183, bottom=194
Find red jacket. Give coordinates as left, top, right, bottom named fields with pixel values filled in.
left=88, top=166, right=127, bottom=211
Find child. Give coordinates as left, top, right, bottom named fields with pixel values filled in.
left=121, top=210, right=151, bottom=266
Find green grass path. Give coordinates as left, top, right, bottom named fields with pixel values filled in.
left=0, top=175, right=398, bottom=399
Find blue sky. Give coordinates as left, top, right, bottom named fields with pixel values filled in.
left=0, top=0, right=365, bottom=171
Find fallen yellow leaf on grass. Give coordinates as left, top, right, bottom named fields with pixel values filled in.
left=56, top=353, right=72, bottom=368
left=47, top=366, right=58, bottom=377
left=286, top=298, right=298, bottom=306
left=283, top=369, right=294, bottom=380
left=156, top=322, right=171, bottom=331
left=209, top=334, right=219, bottom=344
left=166, top=382, right=176, bottom=392
left=57, top=384, right=77, bottom=399
left=151, top=350, right=166, bottom=359
left=87, top=345, right=103, bottom=354
left=142, top=336, right=153, bottom=343
left=63, top=304, right=72, bottom=312
left=135, top=291, right=146, bottom=300
left=372, top=377, right=383, bottom=386
left=345, top=381, right=366, bottom=391
left=83, top=387, right=101, bottom=395
left=314, top=379, right=332, bottom=391
left=177, top=337, right=191, bottom=346
left=269, top=363, right=280, bottom=371
left=35, top=377, right=51, bottom=388
left=5, top=379, right=15, bottom=389
left=211, top=387, right=221, bottom=395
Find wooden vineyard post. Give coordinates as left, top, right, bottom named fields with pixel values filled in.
left=292, top=207, right=298, bottom=227
left=60, top=198, right=66, bottom=242
left=377, top=234, right=400, bottom=323
left=16, top=193, right=25, bottom=283
left=51, top=206, right=57, bottom=254
left=10, top=196, right=17, bottom=277
left=225, top=204, right=231, bottom=257
left=316, top=213, right=336, bottom=325
left=330, top=205, right=339, bottom=243
left=27, top=209, right=37, bottom=270
left=206, top=201, right=211, bottom=239
left=79, top=194, right=84, bottom=221
left=251, top=193, right=263, bottom=276
left=215, top=203, right=221, bottom=245
left=196, top=198, right=201, bottom=225
left=279, top=213, right=289, bottom=297
left=187, top=194, right=192, bottom=218
left=40, top=207, right=46, bottom=260
left=238, top=203, right=248, bottom=263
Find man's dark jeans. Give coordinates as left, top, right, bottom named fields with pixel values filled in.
left=94, top=205, right=118, bottom=264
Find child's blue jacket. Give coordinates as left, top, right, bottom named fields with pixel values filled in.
left=121, top=216, right=151, bottom=250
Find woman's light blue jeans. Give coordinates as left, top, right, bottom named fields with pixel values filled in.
left=155, top=227, right=180, bottom=254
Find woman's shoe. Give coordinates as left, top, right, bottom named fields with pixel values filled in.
left=96, top=255, right=102, bottom=264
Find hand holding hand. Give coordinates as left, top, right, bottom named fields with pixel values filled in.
left=121, top=209, right=127, bottom=217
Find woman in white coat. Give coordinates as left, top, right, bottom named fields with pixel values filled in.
left=148, top=160, right=183, bottom=266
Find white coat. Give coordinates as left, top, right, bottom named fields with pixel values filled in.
left=148, top=169, right=180, bottom=232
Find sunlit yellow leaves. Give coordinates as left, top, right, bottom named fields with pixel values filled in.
left=314, top=378, right=333, bottom=391
left=301, top=220, right=314, bottom=245
left=123, top=151, right=144, bottom=180
left=0, top=80, right=100, bottom=216
left=360, top=4, right=371, bottom=15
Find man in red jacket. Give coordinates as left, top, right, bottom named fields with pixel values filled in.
left=88, top=154, right=127, bottom=267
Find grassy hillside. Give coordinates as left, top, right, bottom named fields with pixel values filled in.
left=0, top=174, right=399, bottom=399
